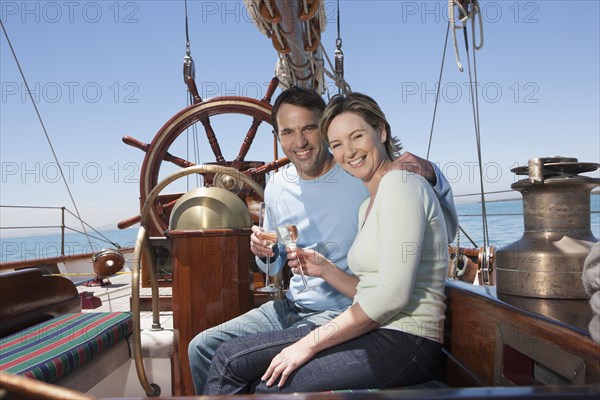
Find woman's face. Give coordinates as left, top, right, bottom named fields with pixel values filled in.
left=327, top=111, right=389, bottom=182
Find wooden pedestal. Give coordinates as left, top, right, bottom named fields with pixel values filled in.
left=166, top=228, right=252, bottom=396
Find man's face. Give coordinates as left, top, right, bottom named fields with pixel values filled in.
left=275, top=103, right=330, bottom=180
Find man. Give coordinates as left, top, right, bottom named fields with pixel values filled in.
left=188, top=87, right=458, bottom=394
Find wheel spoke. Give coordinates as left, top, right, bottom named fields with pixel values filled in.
left=261, top=76, right=279, bottom=104
left=246, top=157, right=290, bottom=178
left=164, top=151, right=196, bottom=169
left=123, top=135, right=196, bottom=169
left=200, top=117, right=226, bottom=163
left=234, top=118, right=263, bottom=168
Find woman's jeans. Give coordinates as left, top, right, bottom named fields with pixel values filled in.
left=204, top=326, right=443, bottom=394
left=187, top=298, right=340, bottom=394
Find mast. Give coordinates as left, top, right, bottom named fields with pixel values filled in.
left=245, top=0, right=325, bottom=91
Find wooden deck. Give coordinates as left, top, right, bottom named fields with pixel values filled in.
left=77, top=271, right=174, bottom=331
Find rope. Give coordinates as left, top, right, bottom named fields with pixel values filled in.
left=448, top=0, right=468, bottom=71
left=448, top=0, right=484, bottom=72
left=0, top=20, right=93, bottom=252
left=452, top=229, right=461, bottom=278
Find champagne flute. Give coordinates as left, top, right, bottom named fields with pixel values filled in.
left=274, top=202, right=315, bottom=293
left=257, top=202, right=278, bottom=293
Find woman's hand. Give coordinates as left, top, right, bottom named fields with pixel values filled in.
left=286, top=247, right=332, bottom=278
left=288, top=246, right=359, bottom=298
left=261, top=340, right=315, bottom=387
left=250, top=225, right=275, bottom=258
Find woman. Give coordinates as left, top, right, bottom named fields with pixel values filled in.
left=204, top=92, right=449, bottom=394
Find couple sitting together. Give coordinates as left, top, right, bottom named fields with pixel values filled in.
left=188, top=87, right=458, bottom=394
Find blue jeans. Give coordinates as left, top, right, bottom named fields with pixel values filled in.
left=187, top=298, right=341, bottom=394
left=204, top=326, right=443, bottom=394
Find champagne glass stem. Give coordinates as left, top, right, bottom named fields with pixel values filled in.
left=265, top=255, right=271, bottom=287
left=290, top=243, right=309, bottom=288
left=297, top=258, right=309, bottom=287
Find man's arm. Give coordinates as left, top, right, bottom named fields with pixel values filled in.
left=390, top=152, right=458, bottom=242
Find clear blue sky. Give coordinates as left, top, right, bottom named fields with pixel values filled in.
left=1, top=0, right=599, bottom=234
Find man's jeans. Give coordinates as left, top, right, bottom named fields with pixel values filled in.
left=204, top=326, right=443, bottom=394
left=187, top=298, right=340, bottom=394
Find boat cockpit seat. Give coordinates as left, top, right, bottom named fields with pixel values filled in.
left=0, top=269, right=81, bottom=338
left=0, top=312, right=132, bottom=387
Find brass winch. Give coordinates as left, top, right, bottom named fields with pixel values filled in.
left=495, top=156, right=599, bottom=299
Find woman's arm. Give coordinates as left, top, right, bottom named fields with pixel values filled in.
left=357, top=172, right=426, bottom=322
left=261, top=303, right=378, bottom=387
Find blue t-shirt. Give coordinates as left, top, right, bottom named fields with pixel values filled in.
left=260, top=163, right=368, bottom=312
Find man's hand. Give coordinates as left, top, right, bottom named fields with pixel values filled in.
left=390, top=151, right=437, bottom=186
left=250, top=225, right=275, bottom=258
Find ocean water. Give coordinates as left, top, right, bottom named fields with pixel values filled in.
left=1, top=199, right=598, bottom=263
left=1, top=227, right=139, bottom=263
left=457, top=197, right=600, bottom=248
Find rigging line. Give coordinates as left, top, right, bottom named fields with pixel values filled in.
left=184, top=0, right=190, bottom=192
left=458, top=225, right=479, bottom=248
left=63, top=208, right=120, bottom=247
left=318, top=42, right=351, bottom=94
left=462, top=16, right=490, bottom=253
left=184, top=0, right=191, bottom=56
left=454, top=189, right=514, bottom=197
left=183, top=0, right=201, bottom=190
left=184, top=93, right=201, bottom=189
left=427, top=21, right=473, bottom=248
left=336, top=0, right=341, bottom=40
left=334, top=0, right=344, bottom=95
left=470, top=10, right=489, bottom=247
left=0, top=225, right=62, bottom=230
left=0, top=20, right=93, bottom=252
left=459, top=213, right=523, bottom=217
left=63, top=226, right=123, bottom=247
left=426, top=21, right=451, bottom=160
left=0, top=205, right=64, bottom=210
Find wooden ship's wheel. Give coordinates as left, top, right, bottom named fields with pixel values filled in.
left=120, top=77, right=295, bottom=395
left=118, top=77, right=289, bottom=237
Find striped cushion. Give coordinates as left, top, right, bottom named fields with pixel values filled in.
left=0, top=312, right=132, bottom=383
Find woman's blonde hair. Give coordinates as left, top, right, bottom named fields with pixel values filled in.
left=319, top=92, right=402, bottom=159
